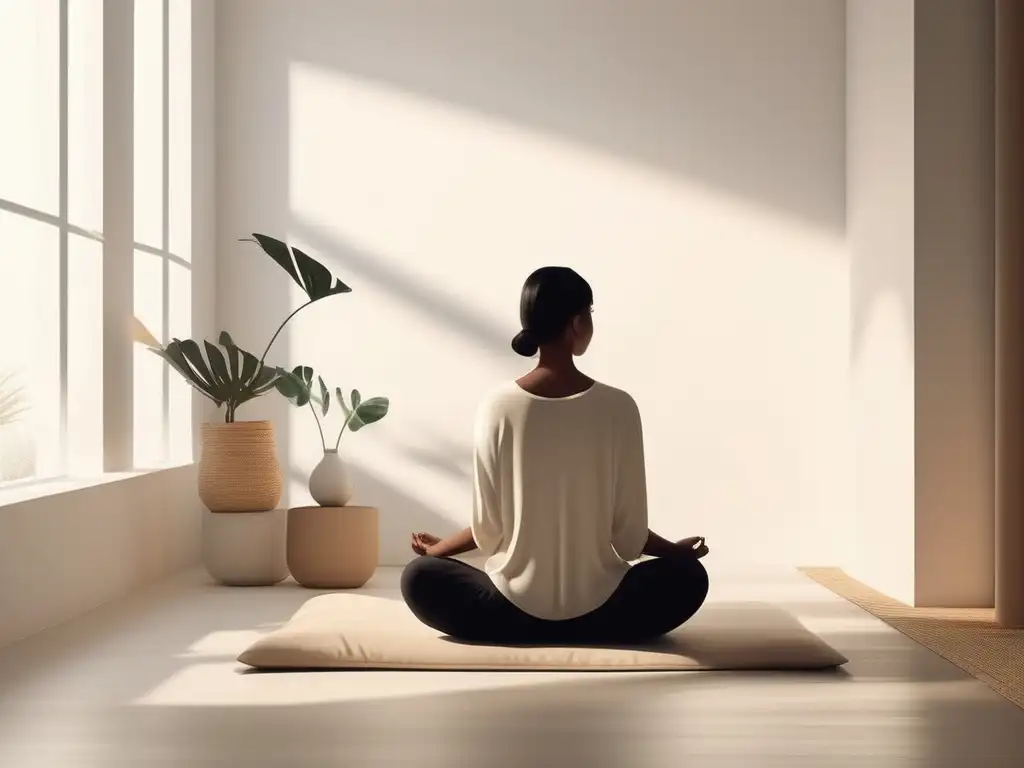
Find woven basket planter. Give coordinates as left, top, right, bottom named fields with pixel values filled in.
left=198, top=420, right=283, bottom=512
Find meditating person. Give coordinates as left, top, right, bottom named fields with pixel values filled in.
left=401, top=266, right=710, bottom=645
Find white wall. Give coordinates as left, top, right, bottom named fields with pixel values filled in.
left=847, top=0, right=917, bottom=604
left=216, top=0, right=850, bottom=568
left=0, top=0, right=216, bottom=649
left=913, top=0, right=995, bottom=608
left=0, top=468, right=202, bottom=648
left=847, top=0, right=995, bottom=607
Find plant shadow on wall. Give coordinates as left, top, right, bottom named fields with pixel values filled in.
left=145, top=234, right=353, bottom=513
left=280, top=1, right=860, bottom=558
left=222, top=0, right=873, bottom=564
left=0, top=371, right=33, bottom=482
left=291, top=217, right=510, bottom=354
left=397, top=425, right=472, bottom=482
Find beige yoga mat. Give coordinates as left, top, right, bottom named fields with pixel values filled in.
left=238, top=593, right=847, bottom=671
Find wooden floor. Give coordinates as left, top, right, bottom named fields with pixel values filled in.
left=1, top=565, right=1023, bottom=767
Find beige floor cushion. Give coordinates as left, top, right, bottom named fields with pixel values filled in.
left=238, top=594, right=848, bottom=671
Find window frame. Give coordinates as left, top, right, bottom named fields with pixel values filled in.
left=133, top=0, right=193, bottom=468
left=0, top=0, right=194, bottom=490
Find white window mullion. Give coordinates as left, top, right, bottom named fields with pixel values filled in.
left=57, top=0, right=69, bottom=474
left=102, top=0, right=135, bottom=472
left=161, top=0, right=171, bottom=464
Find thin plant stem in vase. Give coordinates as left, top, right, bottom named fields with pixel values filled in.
left=275, top=366, right=389, bottom=507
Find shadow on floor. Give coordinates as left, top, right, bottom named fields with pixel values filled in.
left=7, top=666, right=1023, bottom=767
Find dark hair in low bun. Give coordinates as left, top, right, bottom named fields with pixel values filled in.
left=511, top=329, right=539, bottom=357
left=510, top=267, right=593, bottom=357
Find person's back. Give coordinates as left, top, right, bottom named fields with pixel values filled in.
left=400, top=265, right=709, bottom=646
left=471, top=380, right=649, bottom=620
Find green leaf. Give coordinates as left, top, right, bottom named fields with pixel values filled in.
left=151, top=344, right=224, bottom=406
left=153, top=335, right=278, bottom=417
left=159, top=341, right=215, bottom=393
left=292, top=245, right=343, bottom=299
left=351, top=389, right=362, bottom=410
left=239, top=347, right=259, bottom=388
left=219, top=331, right=240, bottom=382
left=204, top=341, right=231, bottom=388
left=273, top=370, right=302, bottom=398
left=318, top=376, right=330, bottom=417
left=336, top=387, right=351, bottom=420
left=251, top=367, right=285, bottom=396
left=349, top=396, right=389, bottom=432
left=291, top=365, right=314, bottom=389
left=246, top=364, right=278, bottom=395
left=246, top=234, right=353, bottom=302
left=177, top=339, right=216, bottom=389
left=150, top=343, right=191, bottom=381
left=274, top=368, right=311, bottom=406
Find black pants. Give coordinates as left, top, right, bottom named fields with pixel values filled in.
left=401, top=555, right=709, bottom=645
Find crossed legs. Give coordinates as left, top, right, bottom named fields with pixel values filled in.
left=401, top=554, right=709, bottom=645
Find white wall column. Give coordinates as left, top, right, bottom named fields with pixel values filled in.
left=102, top=0, right=134, bottom=471
left=848, top=0, right=996, bottom=608
left=995, top=0, right=1024, bottom=628
left=913, top=0, right=995, bottom=608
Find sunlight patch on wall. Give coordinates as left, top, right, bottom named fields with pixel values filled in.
left=282, top=63, right=850, bottom=565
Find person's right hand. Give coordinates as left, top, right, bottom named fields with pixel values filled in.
left=411, top=532, right=441, bottom=556
left=677, top=536, right=709, bottom=559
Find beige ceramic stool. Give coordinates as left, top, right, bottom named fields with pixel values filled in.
left=202, top=509, right=289, bottom=586
left=287, top=506, right=379, bottom=589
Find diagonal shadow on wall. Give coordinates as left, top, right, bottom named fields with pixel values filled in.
left=290, top=216, right=510, bottom=354
left=273, top=0, right=847, bottom=235
left=216, top=0, right=859, bottom=571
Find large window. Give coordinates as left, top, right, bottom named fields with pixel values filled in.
left=0, top=0, right=104, bottom=483
left=0, top=0, right=193, bottom=487
left=133, top=0, right=192, bottom=468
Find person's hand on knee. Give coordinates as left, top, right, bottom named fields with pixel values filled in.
left=676, top=536, right=710, bottom=559
left=411, top=532, right=441, bottom=556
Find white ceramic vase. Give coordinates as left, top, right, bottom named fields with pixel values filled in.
left=308, top=448, right=353, bottom=507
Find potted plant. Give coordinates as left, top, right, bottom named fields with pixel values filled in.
left=151, top=234, right=351, bottom=512
left=275, top=366, right=389, bottom=506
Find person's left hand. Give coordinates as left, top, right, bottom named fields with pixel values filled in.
left=677, top=536, right=710, bottom=559
left=411, top=532, right=442, bottom=556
